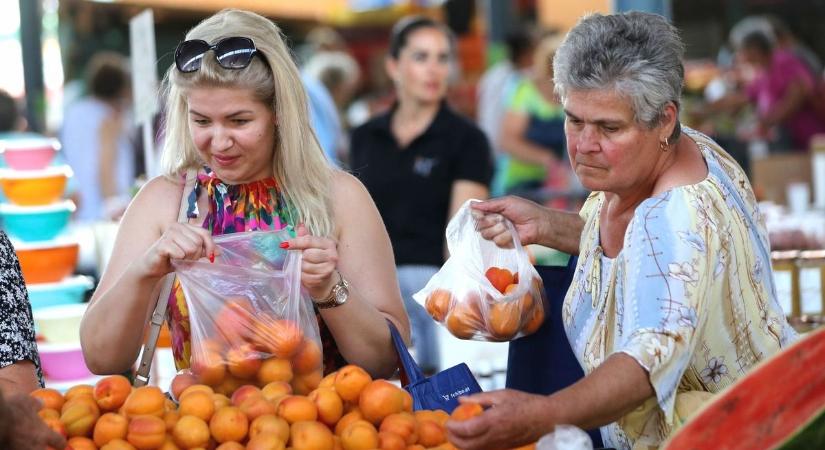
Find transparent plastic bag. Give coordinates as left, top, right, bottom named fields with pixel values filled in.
left=413, top=200, right=547, bottom=341
left=171, top=229, right=323, bottom=395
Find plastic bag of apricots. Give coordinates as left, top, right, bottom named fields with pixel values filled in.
left=171, top=229, right=324, bottom=398
left=414, top=200, right=547, bottom=342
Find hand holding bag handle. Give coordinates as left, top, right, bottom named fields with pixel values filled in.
left=387, top=320, right=482, bottom=413
left=133, top=169, right=198, bottom=387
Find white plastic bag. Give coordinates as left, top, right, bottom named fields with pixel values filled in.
left=413, top=200, right=547, bottom=341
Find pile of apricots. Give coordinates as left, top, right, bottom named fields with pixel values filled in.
left=425, top=266, right=545, bottom=341
left=32, top=365, right=537, bottom=449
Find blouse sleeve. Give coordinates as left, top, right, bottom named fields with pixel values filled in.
left=615, top=189, right=719, bottom=425
left=0, top=231, right=43, bottom=385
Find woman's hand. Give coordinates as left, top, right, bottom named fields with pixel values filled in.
left=284, top=224, right=340, bottom=301
left=139, top=223, right=217, bottom=278
left=445, top=390, right=554, bottom=450
left=471, top=196, right=547, bottom=248
left=0, top=392, right=67, bottom=450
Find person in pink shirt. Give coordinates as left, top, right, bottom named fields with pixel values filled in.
left=739, top=30, right=825, bottom=150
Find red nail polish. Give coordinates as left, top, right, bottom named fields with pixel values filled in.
left=208, top=252, right=214, bottom=263
left=280, top=242, right=289, bottom=249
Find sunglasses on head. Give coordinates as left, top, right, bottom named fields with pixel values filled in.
left=175, top=36, right=259, bottom=73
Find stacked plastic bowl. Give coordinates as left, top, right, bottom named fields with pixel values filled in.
left=0, top=135, right=95, bottom=383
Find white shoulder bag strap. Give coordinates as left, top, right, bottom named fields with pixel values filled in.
left=134, top=169, right=198, bottom=387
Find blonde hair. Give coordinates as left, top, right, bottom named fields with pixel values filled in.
left=160, top=9, right=335, bottom=236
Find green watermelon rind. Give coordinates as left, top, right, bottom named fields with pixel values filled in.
left=663, top=326, right=825, bottom=450
left=776, top=408, right=825, bottom=450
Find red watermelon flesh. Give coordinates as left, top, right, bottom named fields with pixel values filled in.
left=663, top=326, right=825, bottom=450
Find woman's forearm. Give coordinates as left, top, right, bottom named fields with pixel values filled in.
left=538, top=209, right=584, bottom=255
left=80, top=264, right=163, bottom=374
left=546, top=353, right=655, bottom=430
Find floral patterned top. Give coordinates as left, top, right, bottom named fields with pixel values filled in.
left=0, top=231, right=42, bottom=386
left=563, top=128, right=797, bottom=449
left=167, top=167, right=348, bottom=374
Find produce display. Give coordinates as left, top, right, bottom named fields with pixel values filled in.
left=32, top=365, right=539, bottom=449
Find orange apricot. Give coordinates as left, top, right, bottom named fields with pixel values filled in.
left=257, top=357, right=293, bottom=385
left=122, top=386, right=166, bottom=418
left=450, top=402, right=484, bottom=421
left=425, top=289, right=452, bottom=322
left=334, top=365, right=372, bottom=403
left=276, top=395, right=317, bottom=424
left=93, top=412, right=129, bottom=447
left=308, top=387, right=344, bottom=426
left=249, top=414, right=290, bottom=442
left=358, top=380, right=406, bottom=425
left=340, top=420, right=379, bottom=450
left=209, top=406, right=249, bottom=444
left=172, top=415, right=211, bottom=449
left=290, top=420, right=334, bottom=450
left=178, top=390, right=215, bottom=422
left=30, top=387, right=64, bottom=411
left=94, top=375, right=132, bottom=412
left=379, top=412, right=418, bottom=445
left=291, top=339, right=322, bottom=375
left=125, top=415, right=166, bottom=450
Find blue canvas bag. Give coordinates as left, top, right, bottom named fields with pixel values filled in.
left=388, top=321, right=482, bottom=413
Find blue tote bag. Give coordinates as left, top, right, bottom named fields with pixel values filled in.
left=388, top=321, right=482, bottom=413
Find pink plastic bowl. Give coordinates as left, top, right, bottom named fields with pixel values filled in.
left=37, top=342, right=94, bottom=381
left=1, top=138, right=59, bottom=171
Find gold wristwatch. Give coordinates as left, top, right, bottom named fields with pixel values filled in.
left=312, top=271, right=350, bottom=309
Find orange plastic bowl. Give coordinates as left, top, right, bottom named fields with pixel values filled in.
left=0, top=165, right=72, bottom=206
left=15, top=240, right=79, bottom=284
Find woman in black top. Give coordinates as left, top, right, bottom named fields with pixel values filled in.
left=350, top=16, right=493, bottom=373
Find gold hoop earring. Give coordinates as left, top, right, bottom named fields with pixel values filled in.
left=660, top=137, right=669, bottom=152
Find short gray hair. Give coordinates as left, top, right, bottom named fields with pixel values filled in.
left=553, top=12, right=684, bottom=141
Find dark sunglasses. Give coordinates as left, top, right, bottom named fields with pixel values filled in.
left=175, top=36, right=259, bottom=73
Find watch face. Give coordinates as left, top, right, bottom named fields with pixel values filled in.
left=334, top=285, right=348, bottom=304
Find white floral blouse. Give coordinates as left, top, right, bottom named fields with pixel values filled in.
left=563, top=128, right=797, bottom=449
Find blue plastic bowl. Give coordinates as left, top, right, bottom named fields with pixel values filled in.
left=0, top=200, right=75, bottom=242
left=27, top=275, right=93, bottom=311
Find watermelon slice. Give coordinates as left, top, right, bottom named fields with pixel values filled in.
left=664, top=326, right=825, bottom=450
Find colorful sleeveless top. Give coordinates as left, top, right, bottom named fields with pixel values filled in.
left=166, top=167, right=348, bottom=374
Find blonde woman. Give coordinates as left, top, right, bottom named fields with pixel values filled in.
left=80, top=9, right=409, bottom=378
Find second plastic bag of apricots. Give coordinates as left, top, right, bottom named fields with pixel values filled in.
left=413, top=200, right=547, bottom=342
left=171, top=229, right=324, bottom=397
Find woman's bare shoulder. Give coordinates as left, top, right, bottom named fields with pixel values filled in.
left=122, top=175, right=187, bottom=228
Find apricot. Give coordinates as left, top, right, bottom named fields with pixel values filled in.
left=335, top=409, right=365, bottom=436
left=66, top=436, right=97, bottom=450
left=213, top=374, right=245, bottom=397
left=308, top=387, right=344, bottom=426
left=94, top=412, right=129, bottom=446
left=178, top=390, right=215, bottom=422
left=215, top=443, right=245, bottom=450
left=416, top=419, right=447, bottom=446
left=377, top=431, right=406, bottom=450
left=425, top=289, right=452, bottom=322
left=291, top=339, right=322, bottom=375
left=226, top=342, right=263, bottom=379
left=209, top=406, right=249, bottom=444
left=172, top=415, right=210, bottom=448
left=30, top=387, right=65, bottom=411
left=42, top=416, right=67, bottom=438
left=359, top=380, right=406, bottom=425
left=485, top=267, right=514, bottom=293
left=100, top=439, right=137, bottom=450
left=39, top=408, right=60, bottom=420
left=162, top=409, right=180, bottom=432
left=340, top=420, right=379, bottom=450
left=257, top=357, right=293, bottom=385
left=522, top=302, right=545, bottom=335
left=169, top=372, right=199, bottom=401
left=240, top=395, right=278, bottom=421
left=190, top=344, right=227, bottom=386
left=276, top=395, right=317, bottom=424
left=214, top=299, right=254, bottom=344
left=122, top=386, right=165, bottom=418
left=65, top=384, right=95, bottom=402
left=125, top=415, right=166, bottom=450
left=61, top=400, right=100, bottom=437
left=292, top=370, right=323, bottom=395
left=253, top=317, right=302, bottom=358
left=158, top=438, right=181, bottom=450
left=246, top=432, right=286, bottom=450
left=94, top=375, right=132, bottom=412
left=249, top=414, right=290, bottom=442
left=290, top=420, right=334, bottom=450
left=179, top=384, right=214, bottom=400
left=379, top=412, right=418, bottom=445
left=212, top=393, right=231, bottom=410
left=334, top=365, right=373, bottom=402
left=229, top=384, right=262, bottom=406
left=318, top=371, right=337, bottom=389
left=62, top=394, right=100, bottom=416
left=261, top=381, right=293, bottom=403
left=450, top=402, right=484, bottom=421
left=488, top=301, right=521, bottom=340
left=401, top=390, right=413, bottom=413
left=445, top=294, right=483, bottom=339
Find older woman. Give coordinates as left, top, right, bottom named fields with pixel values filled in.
left=449, top=12, right=797, bottom=450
